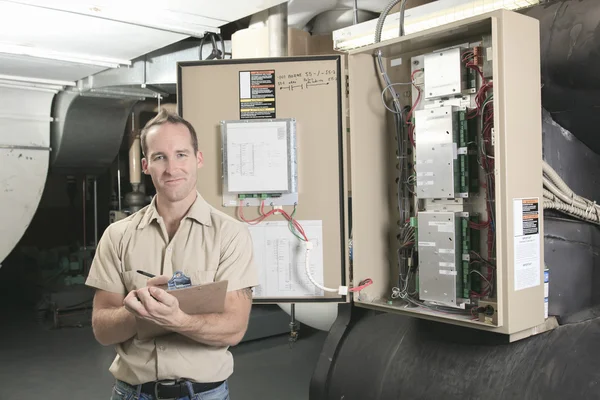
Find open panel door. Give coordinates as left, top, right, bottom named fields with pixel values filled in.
left=178, top=55, right=350, bottom=304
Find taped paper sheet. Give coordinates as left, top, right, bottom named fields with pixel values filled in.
left=248, top=220, right=325, bottom=298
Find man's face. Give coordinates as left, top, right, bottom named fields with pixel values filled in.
left=141, top=122, right=203, bottom=203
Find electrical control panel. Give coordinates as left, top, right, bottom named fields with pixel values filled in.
left=178, top=55, right=348, bottom=303
left=348, top=10, right=545, bottom=342
left=414, top=106, right=461, bottom=199
left=417, top=211, right=464, bottom=306
left=423, top=48, right=465, bottom=99
left=179, top=10, right=545, bottom=342
left=220, top=118, right=298, bottom=207
left=411, top=42, right=490, bottom=309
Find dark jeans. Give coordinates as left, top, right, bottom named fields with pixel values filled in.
left=110, top=379, right=230, bottom=400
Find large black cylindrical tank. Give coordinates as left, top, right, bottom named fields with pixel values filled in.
left=311, top=306, right=600, bottom=400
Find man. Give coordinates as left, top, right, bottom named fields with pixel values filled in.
left=86, top=109, right=258, bottom=400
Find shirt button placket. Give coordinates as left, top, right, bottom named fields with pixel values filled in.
left=156, top=340, right=167, bottom=377
left=164, top=246, right=172, bottom=271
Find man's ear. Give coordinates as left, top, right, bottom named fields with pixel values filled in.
left=142, top=158, right=149, bottom=174
left=196, top=151, right=204, bottom=169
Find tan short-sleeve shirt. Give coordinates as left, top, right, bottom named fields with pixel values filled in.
left=85, top=192, right=258, bottom=385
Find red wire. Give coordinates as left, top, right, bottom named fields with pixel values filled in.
left=349, top=278, right=373, bottom=292
left=238, top=200, right=279, bottom=225
left=278, top=209, right=309, bottom=242
left=238, top=200, right=309, bottom=241
left=405, top=89, right=421, bottom=125
left=408, top=124, right=415, bottom=147
left=466, top=63, right=485, bottom=83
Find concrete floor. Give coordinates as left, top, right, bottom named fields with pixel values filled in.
left=0, top=293, right=326, bottom=399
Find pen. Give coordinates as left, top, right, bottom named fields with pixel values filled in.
left=137, top=270, right=156, bottom=278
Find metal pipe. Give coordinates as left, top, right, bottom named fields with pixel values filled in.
left=267, top=3, right=288, bottom=57
left=353, top=0, right=359, bottom=25
left=94, top=177, right=98, bottom=247
left=117, top=154, right=122, bottom=211
left=82, top=176, right=87, bottom=272
left=289, top=303, right=299, bottom=343
left=129, top=112, right=141, bottom=189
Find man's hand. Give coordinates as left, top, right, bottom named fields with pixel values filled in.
left=122, top=275, right=188, bottom=329
left=146, top=275, right=170, bottom=287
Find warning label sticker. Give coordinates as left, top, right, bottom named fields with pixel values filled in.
left=239, top=70, right=276, bottom=119
left=521, top=199, right=539, bottom=235
left=513, top=198, right=541, bottom=291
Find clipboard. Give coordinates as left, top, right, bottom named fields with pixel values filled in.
left=136, top=279, right=229, bottom=340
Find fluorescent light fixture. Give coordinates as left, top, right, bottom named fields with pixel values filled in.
left=0, top=76, right=69, bottom=92
left=0, top=112, right=54, bottom=121
left=0, top=43, right=131, bottom=68
left=333, top=0, right=540, bottom=51
left=5, top=1, right=222, bottom=36
left=0, top=74, right=75, bottom=87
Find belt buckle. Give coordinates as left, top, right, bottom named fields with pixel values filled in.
left=154, top=379, right=179, bottom=400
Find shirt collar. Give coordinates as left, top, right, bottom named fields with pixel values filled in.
left=136, top=191, right=212, bottom=229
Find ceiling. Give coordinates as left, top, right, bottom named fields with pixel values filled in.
left=0, top=0, right=288, bottom=86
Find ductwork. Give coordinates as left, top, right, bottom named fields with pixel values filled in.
left=49, top=39, right=230, bottom=175
left=50, top=92, right=138, bottom=175
left=0, top=85, right=54, bottom=264
left=311, top=9, right=378, bottom=34
left=77, top=40, right=231, bottom=97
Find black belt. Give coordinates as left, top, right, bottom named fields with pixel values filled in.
left=140, top=380, right=224, bottom=399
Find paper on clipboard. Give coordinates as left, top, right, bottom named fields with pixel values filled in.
left=136, top=280, right=229, bottom=340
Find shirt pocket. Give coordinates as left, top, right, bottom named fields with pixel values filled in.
left=191, top=269, right=218, bottom=286
left=122, top=270, right=150, bottom=292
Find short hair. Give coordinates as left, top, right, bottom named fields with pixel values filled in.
left=140, top=108, right=199, bottom=156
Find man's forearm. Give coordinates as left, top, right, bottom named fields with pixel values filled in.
left=171, top=312, right=247, bottom=347
left=92, top=306, right=137, bottom=346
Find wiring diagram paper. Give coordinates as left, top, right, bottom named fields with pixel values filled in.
left=248, top=220, right=325, bottom=298
left=226, top=121, right=289, bottom=193
left=513, top=198, right=541, bottom=291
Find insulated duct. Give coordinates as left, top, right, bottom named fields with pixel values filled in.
left=0, top=85, right=54, bottom=264
left=50, top=39, right=228, bottom=175
left=50, top=91, right=138, bottom=175
left=78, top=40, right=231, bottom=97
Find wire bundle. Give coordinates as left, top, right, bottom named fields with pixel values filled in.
left=238, top=200, right=308, bottom=241
left=542, top=162, right=600, bottom=225
left=238, top=201, right=373, bottom=294
left=461, top=54, right=496, bottom=266
left=405, top=68, right=423, bottom=147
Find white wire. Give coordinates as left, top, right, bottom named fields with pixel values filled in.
left=380, top=82, right=413, bottom=114
left=470, top=270, right=493, bottom=293
left=544, top=199, right=600, bottom=225
left=542, top=161, right=600, bottom=224
left=304, top=247, right=339, bottom=293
